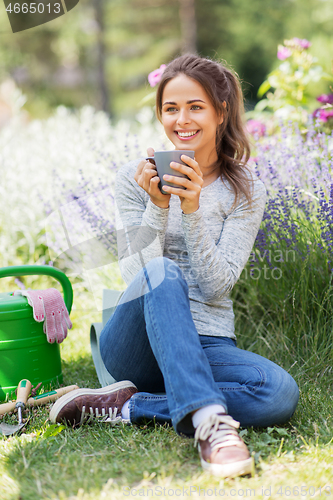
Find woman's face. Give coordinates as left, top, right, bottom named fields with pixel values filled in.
left=161, top=74, right=223, bottom=167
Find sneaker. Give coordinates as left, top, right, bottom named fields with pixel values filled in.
left=194, top=413, right=253, bottom=478
left=49, top=381, right=138, bottom=427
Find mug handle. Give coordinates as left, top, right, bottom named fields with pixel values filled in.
left=145, top=157, right=156, bottom=165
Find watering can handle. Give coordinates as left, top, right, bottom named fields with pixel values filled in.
left=0, top=265, right=73, bottom=314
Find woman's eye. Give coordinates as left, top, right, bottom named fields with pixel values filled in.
left=191, top=105, right=202, bottom=110
left=166, top=107, right=177, bottom=112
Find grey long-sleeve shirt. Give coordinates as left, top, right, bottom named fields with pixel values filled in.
left=115, top=159, right=266, bottom=339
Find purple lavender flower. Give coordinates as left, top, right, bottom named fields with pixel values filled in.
left=14, top=278, right=26, bottom=290
left=252, top=119, right=333, bottom=278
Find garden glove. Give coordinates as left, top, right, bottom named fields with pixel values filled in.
left=14, top=288, right=72, bottom=344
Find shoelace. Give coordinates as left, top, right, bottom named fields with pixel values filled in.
left=194, top=413, right=242, bottom=452
left=79, top=405, right=122, bottom=425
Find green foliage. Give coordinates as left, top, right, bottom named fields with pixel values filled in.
left=1, top=0, right=333, bottom=118
left=255, top=38, right=333, bottom=123
left=38, top=423, right=66, bottom=441
left=233, top=123, right=333, bottom=378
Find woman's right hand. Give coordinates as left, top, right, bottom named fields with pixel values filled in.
left=134, top=147, right=171, bottom=208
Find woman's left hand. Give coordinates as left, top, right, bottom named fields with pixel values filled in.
left=161, top=155, right=203, bottom=214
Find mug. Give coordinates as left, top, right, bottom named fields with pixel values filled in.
left=146, top=150, right=195, bottom=195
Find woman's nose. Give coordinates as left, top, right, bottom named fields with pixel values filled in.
left=177, top=109, right=191, bottom=126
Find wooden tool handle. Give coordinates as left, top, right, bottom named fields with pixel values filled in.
left=0, top=401, right=16, bottom=416
left=27, top=385, right=79, bottom=406
left=15, top=379, right=32, bottom=409
left=0, top=384, right=79, bottom=416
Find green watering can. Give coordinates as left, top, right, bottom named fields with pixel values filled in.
left=0, top=265, right=73, bottom=401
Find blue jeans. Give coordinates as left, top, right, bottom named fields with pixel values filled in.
left=100, top=257, right=299, bottom=436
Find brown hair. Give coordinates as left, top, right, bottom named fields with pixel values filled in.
left=156, top=54, right=253, bottom=206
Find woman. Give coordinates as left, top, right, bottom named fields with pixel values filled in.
left=50, top=55, right=299, bottom=478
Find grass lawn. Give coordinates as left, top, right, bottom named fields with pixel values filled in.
left=1, top=287, right=333, bottom=500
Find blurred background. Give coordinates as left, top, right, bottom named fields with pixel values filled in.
left=0, top=0, right=332, bottom=121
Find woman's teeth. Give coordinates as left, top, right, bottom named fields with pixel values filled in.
left=177, top=131, right=198, bottom=137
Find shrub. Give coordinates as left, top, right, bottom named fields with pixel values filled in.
left=234, top=119, right=333, bottom=378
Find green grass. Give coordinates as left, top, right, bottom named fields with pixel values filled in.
left=1, top=283, right=333, bottom=499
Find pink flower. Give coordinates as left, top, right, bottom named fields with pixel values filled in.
left=277, top=46, right=292, bottom=60
left=148, top=64, right=167, bottom=87
left=246, top=119, right=266, bottom=137
left=293, top=37, right=311, bottom=49
left=317, top=94, right=333, bottom=105
left=313, top=108, right=333, bottom=122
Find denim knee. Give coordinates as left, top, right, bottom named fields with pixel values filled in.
left=145, top=256, right=180, bottom=275
left=265, top=369, right=299, bottom=425
left=145, top=257, right=188, bottom=291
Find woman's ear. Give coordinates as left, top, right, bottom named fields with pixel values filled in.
left=218, top=101, right=227, bottom=125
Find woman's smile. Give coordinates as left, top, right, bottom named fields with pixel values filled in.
left=175, top=129, right=200, bottom=140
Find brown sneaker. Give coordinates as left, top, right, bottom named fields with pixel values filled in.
left=194, top=413, right=253, bottom=478
left=49, top=381, right=138, bottom=427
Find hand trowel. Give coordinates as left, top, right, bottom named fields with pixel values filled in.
left=0, top=379, right=32, bottom=436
